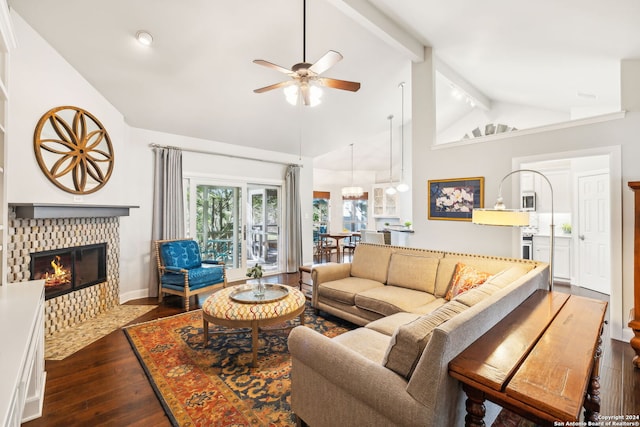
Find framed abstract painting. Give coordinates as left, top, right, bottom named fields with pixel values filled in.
left=428, top=177, right=484, bottom=221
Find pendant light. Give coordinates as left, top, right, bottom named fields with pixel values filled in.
left=396, top=82, right=410, bottom=192
left=386, top=115, right=397, bottom=195
left=342, top=143, right=364, bottom=198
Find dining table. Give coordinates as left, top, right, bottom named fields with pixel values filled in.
left=320, top=232, right=359, bottom=263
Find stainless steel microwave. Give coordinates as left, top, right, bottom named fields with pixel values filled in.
left=521, top=192, right=536, bottom=211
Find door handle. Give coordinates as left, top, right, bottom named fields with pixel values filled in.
left=579, top=234, right=585, bottom=241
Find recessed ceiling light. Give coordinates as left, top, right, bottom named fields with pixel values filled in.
left=135, top=30, right=153, bottom=46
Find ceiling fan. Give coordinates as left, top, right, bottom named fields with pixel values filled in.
left=252, top=0, right=361, bottom=106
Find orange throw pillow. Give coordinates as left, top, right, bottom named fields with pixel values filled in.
left=445, top=262, right=492, bottom=301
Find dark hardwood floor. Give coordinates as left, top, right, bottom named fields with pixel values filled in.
left=24, top=270, right=639, bottom=427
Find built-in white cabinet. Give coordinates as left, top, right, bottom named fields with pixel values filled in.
left=520, top=169, right=571, bottom=213
left=533, top=235, right=572, bottom=282
left=1, top=280, right=46, bottom=427
left=372, top=185, right=398, bottom=218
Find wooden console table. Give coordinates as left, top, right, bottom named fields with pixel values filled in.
left=449, top=290, right=607, bottom=427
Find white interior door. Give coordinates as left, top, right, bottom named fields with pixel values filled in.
left=577, top=173, right=610, bottom=294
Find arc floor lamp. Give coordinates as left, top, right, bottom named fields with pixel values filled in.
left=472, top=169, right=555, bottom=291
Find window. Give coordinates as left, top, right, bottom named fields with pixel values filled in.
left=342, top=193, right=368, bottom=232
left=313, top=191, right=330, bottom=243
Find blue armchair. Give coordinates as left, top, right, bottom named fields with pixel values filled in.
left=154, top=239, right=227, bottom=310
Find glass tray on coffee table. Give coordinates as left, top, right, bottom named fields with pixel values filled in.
left=229, top=283, right=289, bottom=304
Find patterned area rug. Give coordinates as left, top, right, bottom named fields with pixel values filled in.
left=45, top=304, right=157, bottom=360
left=123, top=304, right=354, bottom=427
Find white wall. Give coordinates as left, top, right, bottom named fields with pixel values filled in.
left=8, top=13, right=315, bottom=302
left=8, top=13, right=129, bottom=206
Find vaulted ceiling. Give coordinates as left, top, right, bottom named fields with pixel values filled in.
left=11, top=0, right=640, bottom=171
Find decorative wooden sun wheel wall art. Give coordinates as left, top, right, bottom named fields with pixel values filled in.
left=33, top=106, right=115, bottom=194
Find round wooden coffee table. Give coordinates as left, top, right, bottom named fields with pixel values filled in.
left=202, top=284, right=306, bottom=367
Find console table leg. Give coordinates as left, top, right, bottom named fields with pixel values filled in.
left=462, top=384, right=486, bottom=427
left=584, top=334, right=603, bottom=421
left=630, top=318, right=640, bottom=369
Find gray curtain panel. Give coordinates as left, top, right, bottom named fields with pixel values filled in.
left=284, top=165, right=303, bottom=272
left=149, top=146, right=185, bottom=296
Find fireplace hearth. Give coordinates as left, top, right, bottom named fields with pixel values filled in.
left=30, top=243, right=107, bottom=300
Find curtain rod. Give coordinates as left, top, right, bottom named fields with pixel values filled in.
left=149, top=143, right=303, bottom=168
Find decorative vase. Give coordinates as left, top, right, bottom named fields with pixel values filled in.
left=252, top=278, right=265, bottom=297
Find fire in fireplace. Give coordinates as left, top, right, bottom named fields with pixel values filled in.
left=30, top=243, right=107, bottom=299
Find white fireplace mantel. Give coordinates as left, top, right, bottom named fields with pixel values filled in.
left=9, top=203, right=139, bottom=219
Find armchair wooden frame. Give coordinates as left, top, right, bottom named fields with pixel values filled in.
left=154, top=238, right=227, bottom=311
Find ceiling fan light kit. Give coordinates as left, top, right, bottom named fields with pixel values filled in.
left=252, top=0, right=360, bottom=106
left=284, top=82, right=322, bottom=107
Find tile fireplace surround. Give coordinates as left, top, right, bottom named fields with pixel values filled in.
left=7, top=216, right=120, bottom=335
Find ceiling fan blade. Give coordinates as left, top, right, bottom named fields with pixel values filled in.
left=253, top=59, right=293, bottom=75
left=318, top=77, right=361, bottom=92
left=254, top=80, right=295, bottom=93
left=308, top=50, right=343, bottom=75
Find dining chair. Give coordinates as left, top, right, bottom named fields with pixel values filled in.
left=342, top=233, right=360, bottom=260
left=317, top=233, right=338, bottom=263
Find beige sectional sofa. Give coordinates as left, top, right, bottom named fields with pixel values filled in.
left=288, top=243, right=549, bottom=427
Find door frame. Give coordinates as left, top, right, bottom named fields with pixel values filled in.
left=514, top=145, right=623, bottom=341
left=184, top=173, right=285, bottom=282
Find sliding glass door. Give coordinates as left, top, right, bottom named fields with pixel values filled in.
left=246, top=185, right=280, bottom=274
left=187, top=182, right=243, bottom=277
left=185, top=178, right=281, bottom=280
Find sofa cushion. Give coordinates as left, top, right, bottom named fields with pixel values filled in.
left=485, top=264, right=535, bottom=288
left=355, top=286, right=437, bottom=317
left=445, top=265, right=533, bottom=307
left=161, top=264, right=224, bottom=289
left=452, top=282, right=500, bottom=307
left=445, top=262, right=492, bottom=301
left=386, top=253, right=440, bottom=293
left=161, top=240, right=202, bottom=270
left=434, top=256, right=526, bottom=298
left=382, top=300, right=469, bottom=379
left=407, top=298, right=447, bottom=315
left=365, top=312, right=422, bottom=336
left=332, top=327, right=391, bottom=364
left=318, top=277, right=384, bottom=305
left=350, top=243, right=393, bottom=283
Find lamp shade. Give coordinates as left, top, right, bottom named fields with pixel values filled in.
left=472, top=209, right=530, bottom=227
